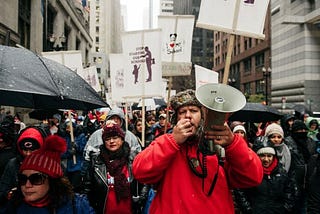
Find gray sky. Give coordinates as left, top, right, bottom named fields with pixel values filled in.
left=121, top=0, right=160, bottom=31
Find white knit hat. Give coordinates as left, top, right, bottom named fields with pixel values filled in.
left=265, top=123, right=284, bottom=138
left=257, top=147, right=276, bottom=155
left=233, top=125, right=246, bottom=134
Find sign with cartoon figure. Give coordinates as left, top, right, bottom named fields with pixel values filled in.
left=158, top=15, right=195, bottom=76
left=121, top=29, right=162, bottom=98
left=196, top=0, right=270, bottom=39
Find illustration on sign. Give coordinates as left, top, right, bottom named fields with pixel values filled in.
left=129, top=46, right=155, bottom=83
left=132, top=64, right=141, bottom=84
left=166, top=33, right=182, bottom=54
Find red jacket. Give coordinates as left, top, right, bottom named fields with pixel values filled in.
left=133, top=134, right=263, bottom=214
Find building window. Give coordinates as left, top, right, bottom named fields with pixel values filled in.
left=255, top=53, right=265, bottom=67
left=244, top=58, right=251, bottom=73
left=18, top=0, right=31, bottom=48
left=256, top=80, right=264, bottom=94
left=244, top=83, right=251, bottom=95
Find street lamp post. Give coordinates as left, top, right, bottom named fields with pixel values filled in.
left=262, top=67, right=271, bottom=105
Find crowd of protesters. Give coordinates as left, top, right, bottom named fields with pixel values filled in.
left=0, top=94, right=319, bottom=213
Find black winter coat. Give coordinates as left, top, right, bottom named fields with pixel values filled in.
left=307, top=154, right=320, bottom=214
left=234, top=164, right=296, bottom=214
left=0, top=156, right=21, bottom=206
left=83, top=152, right=149, bottom=214
left=285, top=136, right=316, bottom=190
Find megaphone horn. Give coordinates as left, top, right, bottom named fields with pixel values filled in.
left=195, top=83, right=246, bottom=128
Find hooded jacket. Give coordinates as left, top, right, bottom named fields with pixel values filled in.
left=132, top=134, right=263, bottom=214
left=305, top=117, right=319, bottom=142
left=81, top=108, right=142, bottom=176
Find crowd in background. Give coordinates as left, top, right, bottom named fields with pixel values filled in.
left=0, top=102, right=319, bottom=213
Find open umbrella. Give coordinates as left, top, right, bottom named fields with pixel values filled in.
left=292, top=104, right=312, bottom=115
left=228, top=102, right=283, bottom=123
left=29, top=109, right=64, bottom=121
left=0, top=45, right=109, bottom=110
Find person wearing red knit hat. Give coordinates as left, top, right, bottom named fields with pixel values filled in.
left=0, top=126, right=47, bottom=207
left=3, top=135, right=95, bottom=213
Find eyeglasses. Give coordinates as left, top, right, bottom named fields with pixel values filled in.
left=18, top=173, right=48, bottom=186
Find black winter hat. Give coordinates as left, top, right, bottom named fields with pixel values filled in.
left=292, top=120, right=308, bottom=132
left=252, top=136, right=276, bottom=155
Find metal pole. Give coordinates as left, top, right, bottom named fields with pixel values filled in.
left=265, top=73, right=268, bottom=105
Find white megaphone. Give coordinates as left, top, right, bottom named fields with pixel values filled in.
left=196, top=83, right=246, bottom=128
left=196, top=83, right=246, bottom=156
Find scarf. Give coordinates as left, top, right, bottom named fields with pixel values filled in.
left=100, top=142, right=131, bottom=202
left=24, top=193, right=50, bottom=208
left=274, top=143, right=291, bottom=172
left=263, top=157, right=278, bottom=175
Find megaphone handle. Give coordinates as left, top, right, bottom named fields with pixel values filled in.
left=208, top=140, right=214, bottom=153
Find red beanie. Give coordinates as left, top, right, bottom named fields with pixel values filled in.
left=17, top=127, right=45, bottom=155
left=20, top=135, right=67, bottom=178
left=102, top=123, right=125, bottom=141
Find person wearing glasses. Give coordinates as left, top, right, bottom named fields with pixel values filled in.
left=0, top=126, right=48, bottom=208
left=3, top=135, right=95, bottom=213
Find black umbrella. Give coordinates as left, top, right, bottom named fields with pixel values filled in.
left=0, top=45, right=109, bottom=110
left=29, top=109, right=64, bottom=121
left=292, top=104, right=312, bottom=115
left=228, top=102, right=283, bottom=123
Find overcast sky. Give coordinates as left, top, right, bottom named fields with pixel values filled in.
left=121, top=0, right=160, bottom=31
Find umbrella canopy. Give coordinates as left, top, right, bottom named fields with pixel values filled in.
left=292, top=104, right=312, bottom=115
left=228, top=102, right=283, bottom=123
left=29, top=109, right=64, bottom=121
left=0, top=45, right=109, bottom=110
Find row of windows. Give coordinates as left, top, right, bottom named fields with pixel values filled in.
left=244, top=80, right=266, bottom=95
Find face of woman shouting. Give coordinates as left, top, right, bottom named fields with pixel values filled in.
left=258, top=153, right=274, bottom=168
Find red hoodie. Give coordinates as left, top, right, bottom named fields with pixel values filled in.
left=133, top=134, right=263, bottom=214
